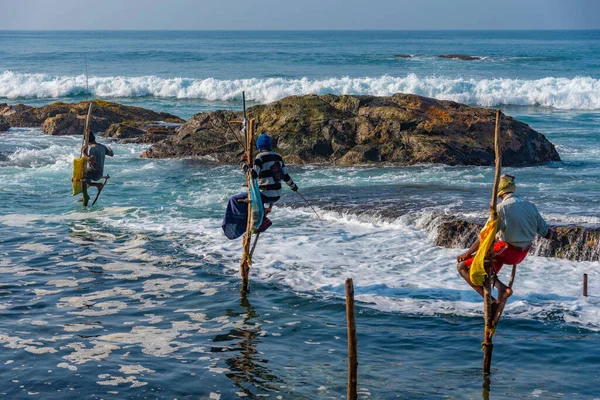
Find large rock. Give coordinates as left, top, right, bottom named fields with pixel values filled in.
left=0, top=115, right=9, bottom=131
left=435, top=218, right=600, bottom=262
left=0, top=100, right=184, bottom=136
left=101, top=122, right=180, bottom=144
left=142, top=94, right=560, bottom=166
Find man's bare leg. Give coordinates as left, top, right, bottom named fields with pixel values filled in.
left=492, top=278, right=513, bottom=324
left=87, top=182, right=104, bottom=190
left=457, top=261, right=497, bottom=301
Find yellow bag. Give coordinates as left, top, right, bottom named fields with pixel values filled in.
left=72, top=157, right=85, bottom=196
left=470, top=214, right=498, bottom=286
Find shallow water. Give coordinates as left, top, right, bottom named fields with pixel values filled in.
left=1, top=30, right=600, bottom=398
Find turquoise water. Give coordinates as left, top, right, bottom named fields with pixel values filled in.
left=1, top=31, right=600, bottom=398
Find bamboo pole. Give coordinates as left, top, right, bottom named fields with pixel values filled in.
left=483, top=109, right=502, bottom=376
left=81, top=102, right=93, bottom=206
left=583, top=273, right=588, bottom=297
left=345, top=278, right=358, bottom=400
left=240, top=118, right=254, bottom=293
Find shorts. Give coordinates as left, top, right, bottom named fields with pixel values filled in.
left=85, top=171, right=103, bottom=182
left=465, top=241, right=530, bottom=274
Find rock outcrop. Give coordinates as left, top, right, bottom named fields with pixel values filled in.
left=0, top=100, right=184, bottom=137
left=435, top=218, right=600, bottom=262
left=142, top=94, right=560, bottom=166
left=0, top=115, right=9, bottom=131
left=438, top=54, right=482, bottom=61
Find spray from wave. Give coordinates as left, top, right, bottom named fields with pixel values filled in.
left=1, top=70, right=600, bottom=110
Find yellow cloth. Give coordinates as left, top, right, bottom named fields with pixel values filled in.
left=72, top=157, right=85, bottom=196
left=469, top=213, right=498, bottom=286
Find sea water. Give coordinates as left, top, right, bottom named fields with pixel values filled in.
left=0, top=31, right=599, bottom=399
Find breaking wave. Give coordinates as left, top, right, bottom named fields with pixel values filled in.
left=2, top=70, right=600, bottom=110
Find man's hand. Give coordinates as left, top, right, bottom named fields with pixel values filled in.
left=456, top=252, right=472, bottom=263
left=545, top=229, right=557, bottom=240
left=290, top=183, right=298, bottom=192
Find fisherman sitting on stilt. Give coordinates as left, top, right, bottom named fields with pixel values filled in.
left=82, top=133, right=113, bottom=203
left=222, top=133, right=298, bottom=239
left=456, top=174, right=555, bottom=320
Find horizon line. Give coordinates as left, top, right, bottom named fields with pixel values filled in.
left=1, top=28, right=599, bottom=32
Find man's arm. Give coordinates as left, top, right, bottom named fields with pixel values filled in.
left=105, top=146, right=114, bottom=157
left=533, top=204, right=553, bottom=239
left=457, top=238, right=480, bottom=262
left=240, top=155, right=259, bottom=179
left=281, top=161, right=298, bottom=191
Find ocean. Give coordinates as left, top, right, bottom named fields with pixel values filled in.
left=0, top=30, right=599, bottom=399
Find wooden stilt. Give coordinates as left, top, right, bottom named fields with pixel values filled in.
left=81, top=102, right=93, bottom=207
left=483, top=109, right=503, bottom=377
left=583, top=273, right=588, bottom=297
left=239, top=93, right=257, bottom=293
left=345, top=278, right=358, bottom=400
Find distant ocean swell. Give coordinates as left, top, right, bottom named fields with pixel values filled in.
left=1, top=70, right=600, bottom=110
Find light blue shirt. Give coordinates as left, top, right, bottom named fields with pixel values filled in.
left=495, top=194, right=549, bottom=249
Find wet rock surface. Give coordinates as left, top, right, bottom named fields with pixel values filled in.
left=142, top=93, right=560, bottom=166
left=0, top=115, right=9, bottom=131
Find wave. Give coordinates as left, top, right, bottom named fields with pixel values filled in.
left=2, top=70, right=600, bottom=110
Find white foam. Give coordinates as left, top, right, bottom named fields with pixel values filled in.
left=2, top=70, right=600, bottom=110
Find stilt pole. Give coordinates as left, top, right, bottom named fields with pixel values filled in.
left=483, top=109, right=502, bottom=376
left=583, top=273, right=588, bottom=297
left=239, top=92, right=257, bottom=293
left=345, top=278, right=358, bottom=400
left=81, top=102, right=93, bottom=207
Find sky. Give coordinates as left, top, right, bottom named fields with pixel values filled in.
left=1, top=0, right=599, bottom=30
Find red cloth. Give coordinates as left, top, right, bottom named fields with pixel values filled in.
left=465, top=241, right=530, bottom=273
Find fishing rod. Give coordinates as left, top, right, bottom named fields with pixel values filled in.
left=85, top=55, right=89, bottom=102
left=295, top=191, right=325, bottom=227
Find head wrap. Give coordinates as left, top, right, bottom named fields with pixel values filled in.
left=497, top=174, right=516, bottom=197
left=256, top=133, right=272, bottom=150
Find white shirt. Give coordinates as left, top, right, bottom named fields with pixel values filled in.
left=495, top=194, right=549, bottom=249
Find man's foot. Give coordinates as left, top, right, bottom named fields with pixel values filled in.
left=497, top=286, right=513, bottom=304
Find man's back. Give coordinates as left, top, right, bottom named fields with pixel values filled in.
left=88, top=143, right=113, bottom=176
left=497, top=194, right=549, bottom=249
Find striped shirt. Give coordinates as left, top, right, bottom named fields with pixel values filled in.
left=242, top=151, right=296, bottom=204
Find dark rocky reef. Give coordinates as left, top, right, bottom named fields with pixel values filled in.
left=0, top=115, right=9, bottom=132
left=435, top=218, right=600, bottom=262
left=393, top=54, right=413, bottom=58
left=438, top=54, right=482, bottom=61
left=0, top=100, right=184, bottom=140
left=142, top=93, right=560, bottom=166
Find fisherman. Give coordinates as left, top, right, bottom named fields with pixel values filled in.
left=82, top=133, right=113, bottom=202
left=456, top=174, right=555, bottom=316
left=222, top=133, right=298, bottom=239
left=240, top=133, right=298, bottom=232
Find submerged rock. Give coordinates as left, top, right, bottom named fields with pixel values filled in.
left=143, top=93, right=560, bottom=166
left=435, top=218, right=600, bottom=262
left=393, top=54, right=413, bottom=58
left=438, top=54, right=482, bottom=61
left=0, top=100, right=184, bottom=136
left=0, top=115, right=9, bottom=131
